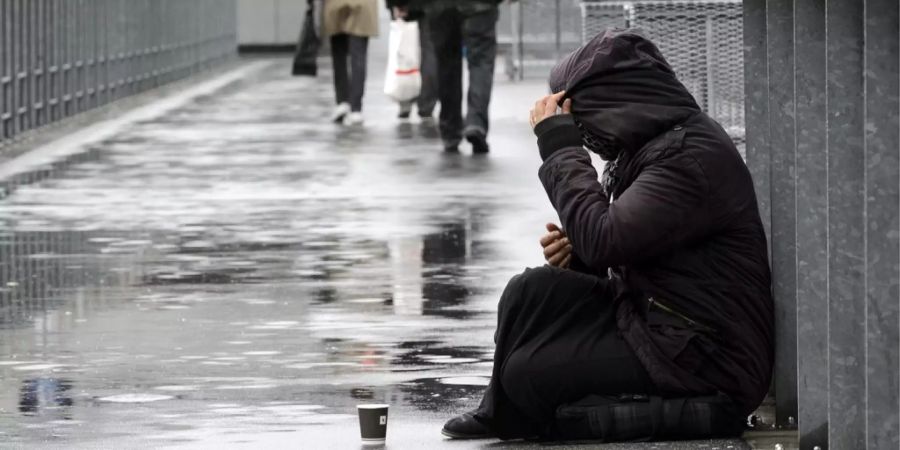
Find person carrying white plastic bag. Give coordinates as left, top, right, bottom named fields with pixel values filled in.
left=384, top=20, right=422, bottom=104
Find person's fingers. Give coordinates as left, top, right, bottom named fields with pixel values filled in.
left=543, top=237, right=570, bottom=259
left=546, top=91, right=567, bottom=117
left=560, top=253, right=572, bottom=269
left=542, top=92, right=566, bottom=120
left=533, top=96, right=548, bottom=122
left=529, top=109, right=535, bottom=128
left=543, top=240, right=565, bottom=259
left=542, top=96, right=558, bottom=120
left=532, top=93, right=568, bottom=128
left=547, top=244, right=573, bottom=266
left=550, top=91, right=567, bottom=104
left=539, top=230, right=561, bottom=247
left=547, top=223, right=565, bottom=237
left=562, top=98, right=572, bottom=114
left=539, top=232, right=557, bottom=248
left=543, top=241, right=565, bottom=261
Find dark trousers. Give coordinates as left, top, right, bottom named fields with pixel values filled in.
left=475, top=266, right=656, bottom=439
left=330, top=34, right=369, bottom=112
left=427, top=6, right=498, bottom=146
left=400, top=19, right=438, bottom=115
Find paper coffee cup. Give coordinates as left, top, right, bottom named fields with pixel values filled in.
left=357, top=404, right=389, bottom=444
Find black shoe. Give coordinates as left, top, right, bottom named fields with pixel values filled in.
left=444, top=144, right=460, bottom=153
left=441, top=412, right=494, bottom=440
left=466, top=131, right=489, bottom=154
left=398, top=103, right=412, bottom=120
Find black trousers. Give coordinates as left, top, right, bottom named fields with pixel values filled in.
left=399, top=19, right=439, bottom=115
left=330, top=33, right=369, bottom=112
left=427, top=6, right=498, bottom=146
left=475, top=266, right=657, bottom=439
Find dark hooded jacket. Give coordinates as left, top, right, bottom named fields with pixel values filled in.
left=534, top=29, right=773, bottom=416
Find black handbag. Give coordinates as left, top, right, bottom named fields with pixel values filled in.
left=292, top=0, right=320, bottom=76
left=553, top=393, right=746, bottom=443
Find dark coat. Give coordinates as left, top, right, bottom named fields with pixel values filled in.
left=534, top=29, right=774, bottom=416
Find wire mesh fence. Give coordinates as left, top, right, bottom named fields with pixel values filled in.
left=0, top=0, right=237, bottom=150
left=497, top=0, right=744, bottom=152
left=498, top=0, right=585, bottom=81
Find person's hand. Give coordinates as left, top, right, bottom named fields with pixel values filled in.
left=529, top=91, right=572, bottom=129
left=392, top=6, right=408, bottom=19
left=540, top=223, right=573, bottom=268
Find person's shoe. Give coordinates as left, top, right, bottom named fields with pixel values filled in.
left=418, top=109, right=434, bottom=120
left=443, top=140, right=461, bottom=153
left=398, top=103, right=413, bottom=120
left=345, top=112, right=364, bottom=126
left=465, top=130, right=490, bottom=154
left=331, top=102, right=351, bottom=123
left=441, top=412, right=494, bottom=440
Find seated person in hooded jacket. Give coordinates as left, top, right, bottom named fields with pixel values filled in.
left=441, top=29, right=774, bottom=441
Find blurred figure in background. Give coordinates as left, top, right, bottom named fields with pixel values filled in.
left=424, top=0, right=502, bottom=154
left=387, top=0, right=438, bottom=121
left=324, top=0, right=379, bottom=126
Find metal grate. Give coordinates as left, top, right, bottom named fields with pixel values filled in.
left=580, top=0, right=745, bottom=153
left=0, top=0, right=237, bottom=150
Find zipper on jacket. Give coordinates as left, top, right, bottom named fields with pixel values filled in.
left=648, top=297, right=717, bottom=335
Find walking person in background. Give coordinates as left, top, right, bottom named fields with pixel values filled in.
left=324, top=0, right=379, bottom=126
left=424, top=0, right=502, bottom=154
left=387, top=0, right=438, bottom=121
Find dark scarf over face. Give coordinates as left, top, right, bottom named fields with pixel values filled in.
left=548, top=29, right=700, bottom=161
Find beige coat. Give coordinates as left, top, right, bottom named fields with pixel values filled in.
left=322, top=0, right=379, bottom=38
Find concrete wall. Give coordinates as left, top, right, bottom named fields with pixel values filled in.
left=744, top=0, right=900, bottom=448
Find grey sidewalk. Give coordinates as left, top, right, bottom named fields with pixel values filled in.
left=0, top=59, right=774, bottom=449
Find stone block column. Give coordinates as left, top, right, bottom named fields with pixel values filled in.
left=743, top=0, right=900, bottom=448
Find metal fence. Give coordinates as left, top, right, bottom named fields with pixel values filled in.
left=0, top=0, right=237, bottom=149
left=582, top=0, right=745, bottom=150
left=499, top=0, right=585, bottom=81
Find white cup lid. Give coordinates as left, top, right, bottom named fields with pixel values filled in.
left=357, top=404, right=390, bottom=409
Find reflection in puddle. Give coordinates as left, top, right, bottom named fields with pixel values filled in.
left=155, top=385, right=200, bottom=392
left=19, top=378, right=74, bottom=417
left=97, top=393, right=174, bottom=403
left=400, top=377, right=488, bottom=412
left=438, top=376, right=490, bottom=386
left=13, top=364, right=69, bottom=372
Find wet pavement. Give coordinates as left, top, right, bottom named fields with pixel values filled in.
left=0, top=57, right=771, bottom=449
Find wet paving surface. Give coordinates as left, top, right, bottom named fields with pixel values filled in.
left=0, top=59, right=768, bottom=449
left=0, top=58, right=546, bottom=449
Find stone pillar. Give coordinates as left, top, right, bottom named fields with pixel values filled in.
left=744, top=0, right=900, bottom=447
left=862, top=0, right=900, bottom=448
left=794, top=0, right=829, bottom=447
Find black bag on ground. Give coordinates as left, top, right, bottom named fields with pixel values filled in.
left=553, top=393, right=746, bottom=443
left=292, top=1, right=320, bottom=76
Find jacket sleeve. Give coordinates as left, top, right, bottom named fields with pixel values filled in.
left=538, top=145, right=710, bottom=271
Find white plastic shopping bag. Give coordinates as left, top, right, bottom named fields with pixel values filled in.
left=384, top=20, right=422, bottom=102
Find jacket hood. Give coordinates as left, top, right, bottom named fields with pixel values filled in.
left=549, top=29, right=701, bottom=153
